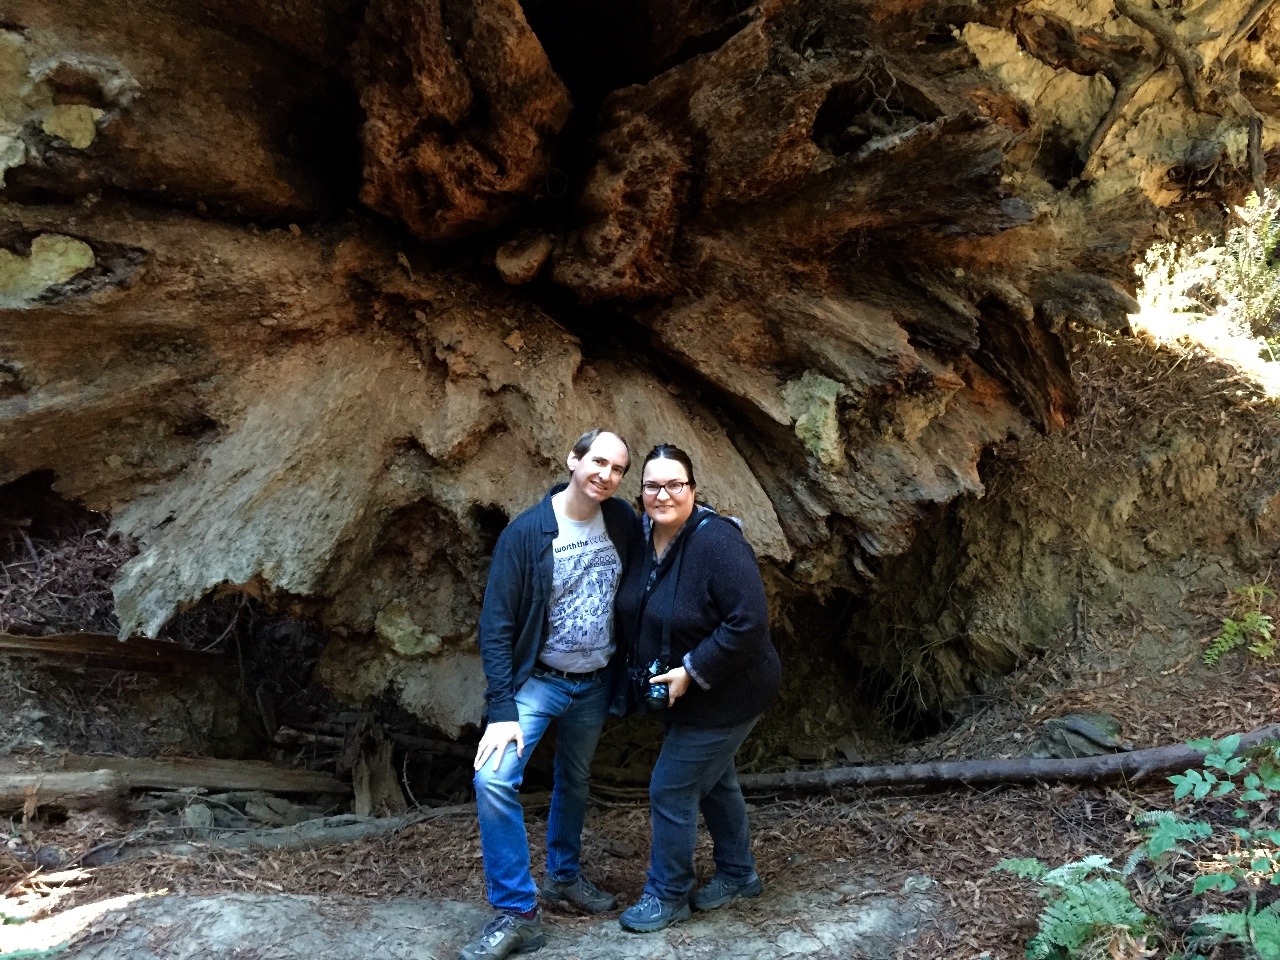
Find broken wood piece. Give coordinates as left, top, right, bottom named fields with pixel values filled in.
left=2, top=755, right=349, bottom=798
left=273, top=727, right=345, bottom=749
left=735, top=723, right=1280, bottom=793
left=388, top=731, right=475, bottom=759
left=0, top=632, right=236, bottom=677
left=212, top=808, right=459, bottom=851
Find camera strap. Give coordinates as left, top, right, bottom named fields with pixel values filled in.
left=633, top=511, right=717, bottom=668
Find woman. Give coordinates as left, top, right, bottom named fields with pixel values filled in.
left=615, top=444, right=781, bottom=933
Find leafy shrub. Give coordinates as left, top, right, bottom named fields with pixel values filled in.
left=1190, top=897, right=1280, bottom=959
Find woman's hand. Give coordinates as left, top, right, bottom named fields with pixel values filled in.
left=651, top=666, right=691, bottom=707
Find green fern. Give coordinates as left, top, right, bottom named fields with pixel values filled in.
left=996, top=858, right=1149, bottom=960
left=1136, top=809, right=1212, bottom=861
left=1204, top=586, right=1276, bottom=665
left=1192, top=897, right=1280, bottom=960
left=1028, top=878, right=1148, bottom=959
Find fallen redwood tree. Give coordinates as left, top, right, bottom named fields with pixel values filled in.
left=733, top=723, right=1280, bottom=794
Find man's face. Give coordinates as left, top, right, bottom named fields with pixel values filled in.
left=566, top=433, right=630, bottom=503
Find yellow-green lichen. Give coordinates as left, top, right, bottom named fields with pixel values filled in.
left=41, top=104, right=103, bottom=149
left=0, top=31, right=41, bottom=127
left=375, top=600, right=443, bottom=657
left=0, top=233, right=95, bottom=306
left=783, top=370, right=845, bottom=470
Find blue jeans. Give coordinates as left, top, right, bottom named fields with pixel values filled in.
left=644, top=715, right=760, bottom=903
left=473, top=671, right=610, bottom=913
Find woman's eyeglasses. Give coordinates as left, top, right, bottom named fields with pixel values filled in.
left=641, top=481, right=689, bottom=497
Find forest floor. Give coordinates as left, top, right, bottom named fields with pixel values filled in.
left=3, top=607, right=1279, bottom=960
left=3, top=331, right=1280, bottom=959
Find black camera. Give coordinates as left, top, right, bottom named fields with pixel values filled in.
left=636, top=659, right=670, bottom=712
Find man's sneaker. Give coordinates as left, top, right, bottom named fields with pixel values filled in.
left=458, top=912, right=546, bottom=960
left=540, top=874, right=618, bottom=914
left=618, top=893, right=692, bottom=933
left=692, top=873, right=764, bottom=911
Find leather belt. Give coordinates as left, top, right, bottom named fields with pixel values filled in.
left=534, top=664, right=609, bottom=682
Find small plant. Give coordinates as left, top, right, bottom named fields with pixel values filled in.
left=995, top=856, right=1150, bottom=959
left=1158, top=735, right=1280, bottom=896
left=1203, top=585, right=1276, bottom=666
left=1131, top=809, right=1212, bottom=873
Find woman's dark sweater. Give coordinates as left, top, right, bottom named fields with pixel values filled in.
left=616, top=506, right=781, bottom=728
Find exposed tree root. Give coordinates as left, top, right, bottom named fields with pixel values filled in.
left=1080, top=60, right=1159, bottom=175
left=1114, top=0, right=1212, bottom=110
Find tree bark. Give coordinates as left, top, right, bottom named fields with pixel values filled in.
left=0, top=770, right=124, bottom=812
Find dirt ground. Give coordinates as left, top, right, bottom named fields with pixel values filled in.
left=3, top=330, right=1280, bottom=959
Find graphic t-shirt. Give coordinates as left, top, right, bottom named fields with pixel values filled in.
left=540, top=497, right=621, bottom=673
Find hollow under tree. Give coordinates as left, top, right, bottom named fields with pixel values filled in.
left=1, top=0, right=1277, bottom=737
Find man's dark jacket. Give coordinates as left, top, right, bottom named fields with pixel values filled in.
left=477, top=483, right=641, bottom=724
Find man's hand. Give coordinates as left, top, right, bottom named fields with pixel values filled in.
left=474, top=720, right=524, bottom=772
left=650, top=666, right=691, bottom=707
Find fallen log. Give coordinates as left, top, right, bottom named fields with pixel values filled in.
left=0, top=632, right=236, bottom=677
left=57, top=756, right=348, bottom=794
left=0, top=771, right=125, bottom=811
left=735, top=723, right=1280, bottom=793
left=0, top=756, right=348, bottom=812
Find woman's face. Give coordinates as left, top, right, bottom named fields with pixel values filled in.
left=641, top=456, right=696, bottom=531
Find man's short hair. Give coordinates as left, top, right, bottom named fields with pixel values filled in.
left=571, top=428, right=632, bottom=474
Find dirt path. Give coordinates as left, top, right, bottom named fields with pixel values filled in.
left=7, top=880, right=938, bottom=960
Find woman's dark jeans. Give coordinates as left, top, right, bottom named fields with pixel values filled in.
left=643, top=715, right=761, bottom=903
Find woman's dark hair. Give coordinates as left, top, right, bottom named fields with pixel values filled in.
left=641, top=444, right=697, bottom=487
left=571, top=428, right=631, bottom=474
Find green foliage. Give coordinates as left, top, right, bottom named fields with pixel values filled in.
left=995, top=857, right=1149, bottom=959
left=998, top=737, right=1280, bottom=959
left=1172, top=734, right=1247, bottom=799
left=1204, top=586, right=1276, bottom=666
left=1137, top=192, right=1280, bottom=340
left=1212, top=193, right=1280, bottom=340
left=1191, top=897, right=1280, bottom=959
left=1162, top=736, right=1280, bottom=900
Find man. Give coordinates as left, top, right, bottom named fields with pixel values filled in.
left=460, top=429, right=640, bottom=960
